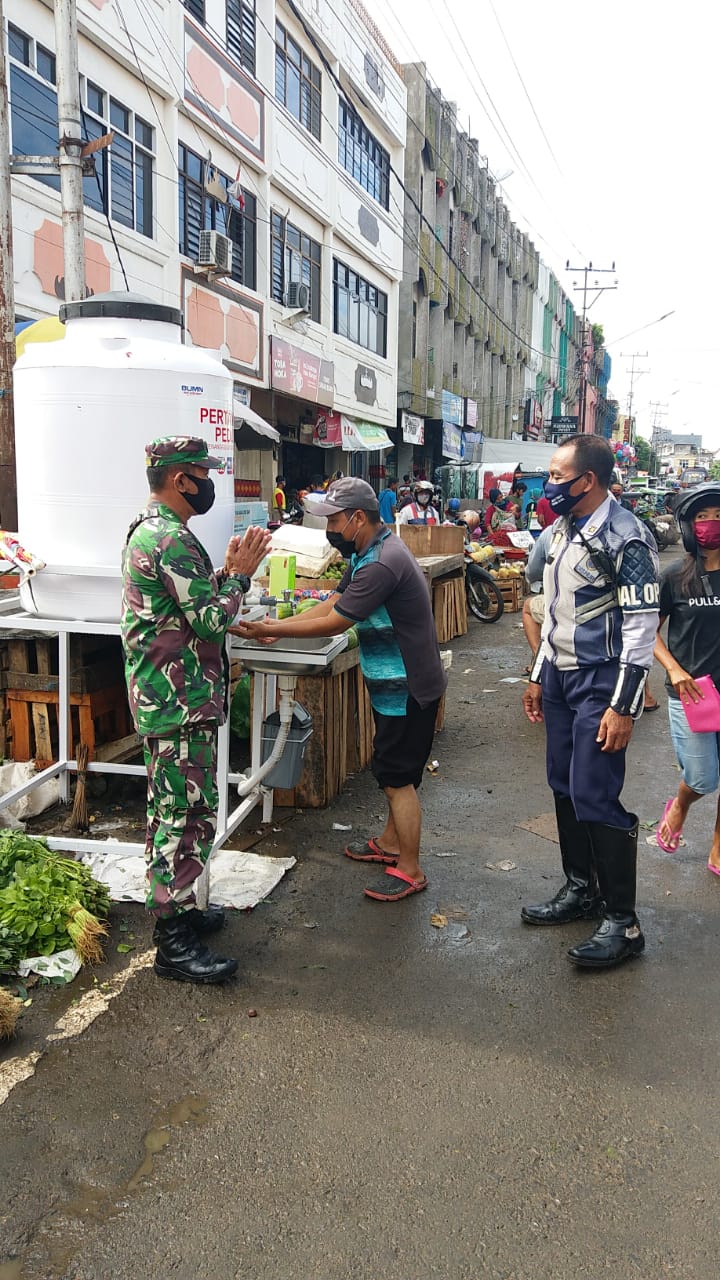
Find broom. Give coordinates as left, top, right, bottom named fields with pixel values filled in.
left=72, top=742, right=90, bottom=832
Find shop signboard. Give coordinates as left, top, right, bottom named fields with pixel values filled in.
left=314, top=413, right=393, bottom=452
left=341, top=417, right=393, bottom=452
left=271, top=337, right=334, bottom=406
left=441, top=389, right=464, bottom=427
left=442, top=421, right=464, bottom=460
left=401, top=412, right=424, bottom=445
left=550, top=414, right=578, bottom=438
left=465, top=398, right=478, bottom=428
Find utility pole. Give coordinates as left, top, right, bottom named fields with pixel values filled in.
left=55, top=0, right=86, bottom=302
left=649, top=400, right=669, bottom=479
left=620, top=350, right=648, bottom=435
left=0, top=0, right=18, bottom=529
left=566, top=261, right=618, bottom=434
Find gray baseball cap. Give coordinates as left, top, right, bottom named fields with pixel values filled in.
left=305, top=477, right=379, bottom=515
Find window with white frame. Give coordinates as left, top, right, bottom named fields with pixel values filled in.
left=8, top=23, right=60, bottom=193
left=337, top=97, right=390, bottom=210
left=333, top=259, right=387, bottom=358
left=178, top=144, right=257, bottom=291
left=271, top=214, right=321, bottom=322
left=81, top=81, right=155, bottom=239
left=8, top=24, right=155, bottom=240
left=274, top=23, right=321, bottom=141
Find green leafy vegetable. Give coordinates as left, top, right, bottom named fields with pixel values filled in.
left=0, top=831, right=109, bottom=972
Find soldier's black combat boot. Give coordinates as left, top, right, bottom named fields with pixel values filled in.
left=152, top=906, right=225, bottom=945
left=521, top=794, right=602, bottom=926
left=568, top=816, right=644, bottom=969
left=153, top=915, right=238, bottom=984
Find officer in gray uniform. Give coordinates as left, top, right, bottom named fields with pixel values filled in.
left=521, top=434, right=660, bottom=969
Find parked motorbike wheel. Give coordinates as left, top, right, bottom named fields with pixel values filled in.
left=466, top=564, right=504, bottom=623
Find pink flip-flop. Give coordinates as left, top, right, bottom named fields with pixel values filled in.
left=656, top=799, right=683, bottom=853
left=708, top=861, right=720, bottom=878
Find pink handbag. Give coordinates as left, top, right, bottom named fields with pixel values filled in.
left=681, top=676, right=720, bottom=733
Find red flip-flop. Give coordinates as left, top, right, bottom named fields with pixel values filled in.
left=656, top=798, right=683, bottom=853
left=364, top=867, right=429, bottom=901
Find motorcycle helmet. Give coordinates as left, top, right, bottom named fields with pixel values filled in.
left=447, top=497, right=460, bottom=515
left=415, top=480, right=434, bottom=493
left=674, top=483, right=720, bottom=553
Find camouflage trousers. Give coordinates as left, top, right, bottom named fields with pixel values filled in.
left=143, top=728, right=218, bottom=917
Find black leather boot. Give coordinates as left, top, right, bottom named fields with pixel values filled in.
left=568, top=816, right=645, bottom=968
left=153, top=915, right=238, bottom=984
left=153, top=906, right=226, bottom=943
left=521, top=795, right=602, bottom=926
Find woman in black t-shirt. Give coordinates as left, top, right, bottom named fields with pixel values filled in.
left=653, top=487, right=720, bottom=870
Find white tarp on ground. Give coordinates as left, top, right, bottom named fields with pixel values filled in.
left=81, top=848, right=296, bottom=910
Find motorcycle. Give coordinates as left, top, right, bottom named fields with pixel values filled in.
left=633, top=498, right=678, bottom=551
left=464, top=543, right=504, bottom=622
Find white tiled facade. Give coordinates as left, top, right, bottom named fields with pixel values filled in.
left=9, top=0, right=406, bottom=452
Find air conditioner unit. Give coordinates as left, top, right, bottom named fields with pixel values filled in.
left=197, top=230, right=232, bottom=274
left=284, top=281, right=311, bottom=312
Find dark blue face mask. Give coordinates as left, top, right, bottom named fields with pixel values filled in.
left=544, top=473, right=588, bottom=517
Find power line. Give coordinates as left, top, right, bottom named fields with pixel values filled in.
left=486, top=0, right=564, bottom=176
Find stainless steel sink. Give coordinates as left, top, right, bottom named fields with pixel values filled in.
left=232, top=634, right=348, bottom=675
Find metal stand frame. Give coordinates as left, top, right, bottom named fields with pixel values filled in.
left=0, top=602, right=275, bottom=909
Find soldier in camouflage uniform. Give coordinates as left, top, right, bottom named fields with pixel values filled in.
left=121, top=436, right=271, bottom=984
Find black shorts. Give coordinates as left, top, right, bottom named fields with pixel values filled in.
left=371, top=696, right=441, bottom=790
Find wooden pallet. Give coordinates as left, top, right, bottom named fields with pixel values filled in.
left=432, top=573, right=468, bottom=642
left=6, top=684, right=133, bottom=768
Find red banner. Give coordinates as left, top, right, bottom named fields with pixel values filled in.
left=270, top=337, right=334, bottom=407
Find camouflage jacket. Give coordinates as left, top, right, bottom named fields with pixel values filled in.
left=121, top=504, right=244, bottom=736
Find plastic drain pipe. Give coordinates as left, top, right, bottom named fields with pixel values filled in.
left=235, top=673, right=298, bottom=797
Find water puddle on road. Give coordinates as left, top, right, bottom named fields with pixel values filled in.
left=3, top=1093, right=209, bottom=1279
left=126, top=1095, right=207, bottom=1193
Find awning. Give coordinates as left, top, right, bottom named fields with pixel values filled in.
left=233, top=398, right=280, bottom=443
left=340, top=415, right=393, bottom=452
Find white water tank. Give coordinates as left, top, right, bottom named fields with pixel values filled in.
left=14, top=292, right=235, bottom=621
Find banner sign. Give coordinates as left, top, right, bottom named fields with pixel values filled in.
left=313, top=411, right=343, bottom=448
left=401, top=411, right=424, bottom=445
left=441, top=389, right=464, bottom=427
left=271, top=337, right=334, bottom=406
left=442, top=421, right=464, bottom=460
left=465, top=398, right=478, bottom=428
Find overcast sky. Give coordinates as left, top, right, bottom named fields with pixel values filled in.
left=365, top=0, right=718, bottom=452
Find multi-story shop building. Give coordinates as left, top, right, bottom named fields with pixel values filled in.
left=397, top=64, right=539, bottom=479
left=9, top=0, right=406, bottom=500
left=657, top=432, right=717, bottom=478
left=397, top=62, right=602, bottom=482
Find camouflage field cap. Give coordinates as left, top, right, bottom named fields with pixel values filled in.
left=145, top=436, right=222, bottom=469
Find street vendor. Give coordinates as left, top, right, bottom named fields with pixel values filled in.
left=121, top=436, right=271, bottom=985
left=234, top=477, right=448, bottom=903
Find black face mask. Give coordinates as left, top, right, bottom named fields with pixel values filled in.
left=181, top=473, right=215, bottom=515
left=326, top=514, right=357, bottom=559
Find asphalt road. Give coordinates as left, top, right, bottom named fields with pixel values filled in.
left=2, top=554, right=719, bottom=1280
